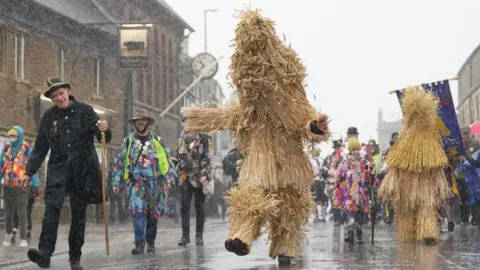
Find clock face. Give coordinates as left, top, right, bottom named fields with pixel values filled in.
left=191, top=53, right=219, bottom=79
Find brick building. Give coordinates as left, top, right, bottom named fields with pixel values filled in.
left=0, top=0, right=127, bottom=174
left=94, top=0, right=194, bottom=149
left=0, top=0, right=192, bottom=223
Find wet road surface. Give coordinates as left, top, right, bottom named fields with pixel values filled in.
left=4, top=220, right=480, bottom=269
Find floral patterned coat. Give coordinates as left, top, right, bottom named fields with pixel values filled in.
left=334, top=156, right=371, bottom=213
left=111, top=133, right=176, bottom=218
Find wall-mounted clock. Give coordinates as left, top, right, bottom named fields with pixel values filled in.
left=191, top=52, right=218, bottom=79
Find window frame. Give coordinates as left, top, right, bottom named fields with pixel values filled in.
left=14, top=33, right=25, bottom=80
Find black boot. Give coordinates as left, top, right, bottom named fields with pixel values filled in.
left=195, top=234, right=204, bottom=246
left=27, top=248, right=51, bottom=269
left=146, top=242, right=155, bottom=253
left=10, top=231, right=16, bottom=245
left=423, top=237, right=438, bottom=246
left=225, top=238, right=249, bottom=256
left=344, top=229, right=354, bottom=244
left=69, top=259, right=84, bottom=270
left=356, top=229, right=363, bottom=244
left=448, top=221, right=455, bottom=232
left=131, top=242, right=145, bottom=255
left=178, top=235, right=190, bottom=247
left=278, top=254, right=294, bottom=265
left=27, top=230, right=32, bottom=243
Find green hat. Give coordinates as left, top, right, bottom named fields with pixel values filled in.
left=310, top=147, right=321, bottom=157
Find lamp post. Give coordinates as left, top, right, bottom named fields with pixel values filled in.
left=204, top=9, right=218, bottom=52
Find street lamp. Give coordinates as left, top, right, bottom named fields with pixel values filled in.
left=204, top=9, right=218, bottom=52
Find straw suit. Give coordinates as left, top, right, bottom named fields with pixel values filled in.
left=181, top=10, right=330, bottom=264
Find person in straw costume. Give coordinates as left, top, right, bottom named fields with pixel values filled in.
left=181, top=9, right=330, bottom=265
left=377, top=86, right=450, bottom=245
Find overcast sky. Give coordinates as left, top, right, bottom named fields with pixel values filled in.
left=169, top=0, right=480, bottom=146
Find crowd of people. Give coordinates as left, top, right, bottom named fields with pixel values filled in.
left=308, top=126, right=480, bottom=244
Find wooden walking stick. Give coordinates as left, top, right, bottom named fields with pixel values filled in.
left=101, top=132, right=110, bottom=255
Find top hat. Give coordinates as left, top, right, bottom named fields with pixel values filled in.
left=346, top=127, right=359, bottom=135
left=368, top=139, right=378, bottom=146
left=44, top=77, right=71, bottom=98
left=129, top=109, right=154, bottom=125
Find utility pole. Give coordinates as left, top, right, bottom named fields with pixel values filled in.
left=204, top=9, right=218, bottom=52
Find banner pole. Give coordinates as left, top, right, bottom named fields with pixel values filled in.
left=388, top=76, right=459, bottom=94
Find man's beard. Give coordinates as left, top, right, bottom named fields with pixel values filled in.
left=135, top=124, right=148, bottom=134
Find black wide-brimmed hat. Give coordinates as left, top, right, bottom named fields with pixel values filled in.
left=44, top=77, right=71, bottom=98
left=346, top=127, right=359, bottom=135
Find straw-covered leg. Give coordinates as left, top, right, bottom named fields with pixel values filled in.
left=224, top=184, right=280, bottom=256
left=416, top=206, right=440, bottom=244
left=395, top=212, right=417, bottom=242
left=267, top=187, right=312, bottom=259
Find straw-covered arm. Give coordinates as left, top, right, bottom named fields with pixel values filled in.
left=181, top=106, right=239, bottom=132
left=306, top=113, right=330, bottom=142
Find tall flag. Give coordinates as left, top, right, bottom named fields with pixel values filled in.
left=394, top=80, right=465, bottom=156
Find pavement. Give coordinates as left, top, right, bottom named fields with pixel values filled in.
left=2, top=218, right=480, bottom=269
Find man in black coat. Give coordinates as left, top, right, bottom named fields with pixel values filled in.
left=21, top=77, right=112, bottom=270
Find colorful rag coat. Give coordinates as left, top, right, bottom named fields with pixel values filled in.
left=111, top=133, right=174, bottom=218
left=334, top=156, right=371, bottom=212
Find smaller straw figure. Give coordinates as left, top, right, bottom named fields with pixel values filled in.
left=377, top=86, right=450, bottom=245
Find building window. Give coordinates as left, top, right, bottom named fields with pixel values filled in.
left=476, top=94, right=480, bottom=122
left=59, top=47, right=65, bottom=80
left=167, top=39, right=174, bottom=106
left=94, top=59, right=104, bottom=95
left=470, top=98, right=475, bottom=124
left=154, top=29, right=160, bottom=107
left=161, top=35, right=167, bottom=108
left=136, top=71, right=145, bottom=102
left=15, top=33, right=25, bottom=80
left=0, top=27, right=4, bottom=73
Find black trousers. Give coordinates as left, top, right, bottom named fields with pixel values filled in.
left=14, top=195, right=35, bottom=231
left=95, top=193, right=128, bottom=223
left=38, top=196, right=87, bottom=261
left=109, top=192, right=128, bottom=223
left=471, top=202, right=480, bottom=224
left=181, top=181, right=205, bottom=236
left=456, top=178, right=471, bottom=223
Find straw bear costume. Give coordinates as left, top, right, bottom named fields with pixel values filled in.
left=181, top=10, right=330, bottom=261
left=378, top=87, right=450, bottom=244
